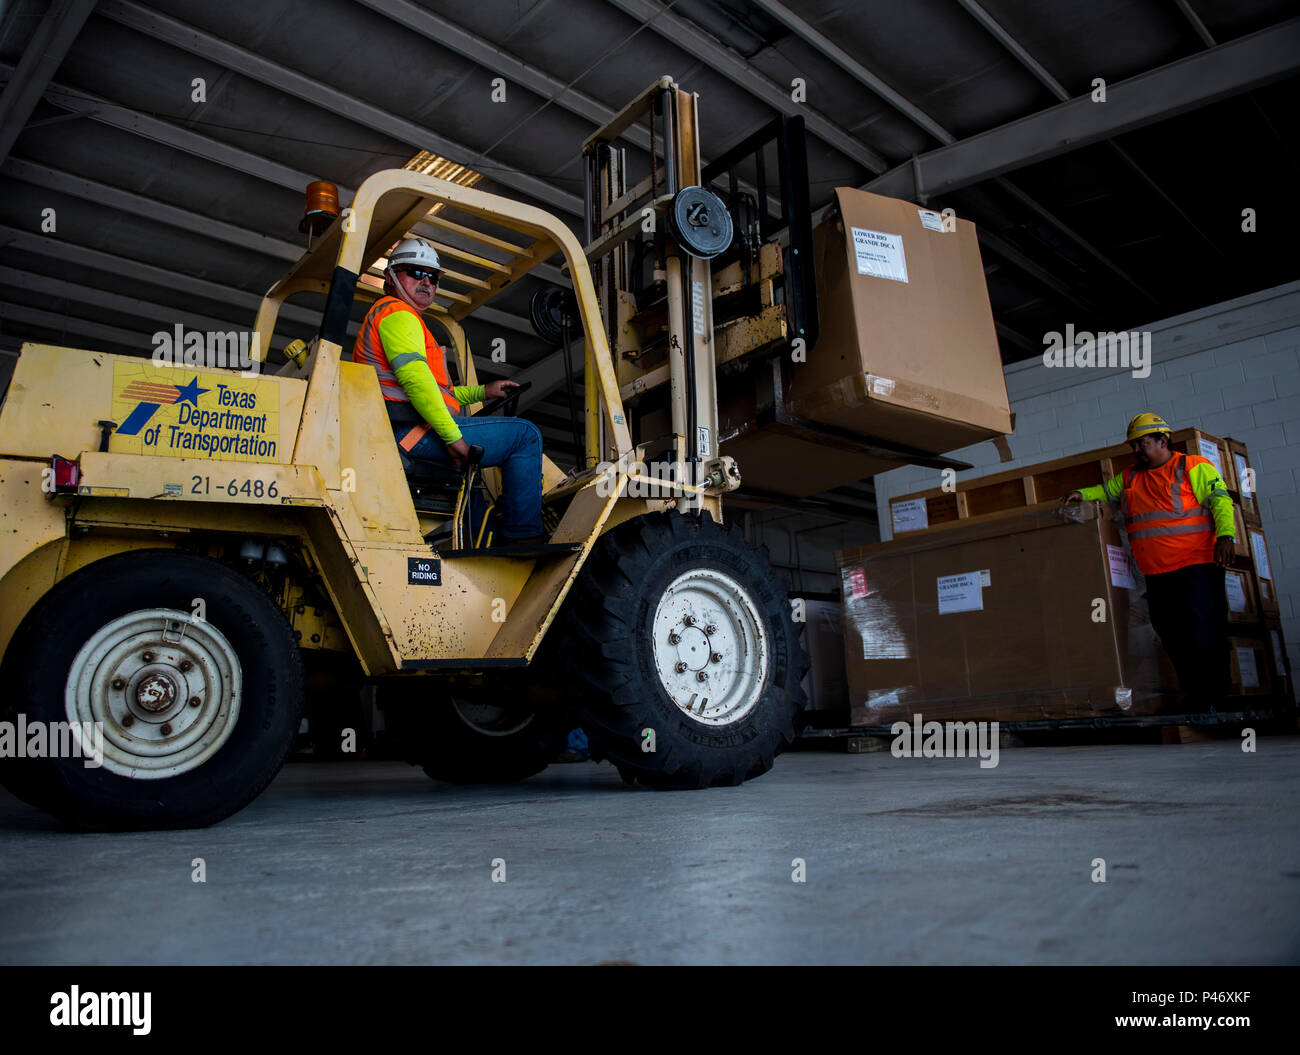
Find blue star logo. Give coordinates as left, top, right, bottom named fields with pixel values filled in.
left=174, top=377, right=209, bottom=406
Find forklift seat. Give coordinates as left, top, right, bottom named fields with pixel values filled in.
left=398, top=451, right=464, bottom=514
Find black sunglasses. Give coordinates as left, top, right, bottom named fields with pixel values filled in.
left=399, top=266, right=442, bottom=284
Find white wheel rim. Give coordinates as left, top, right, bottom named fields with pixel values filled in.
left=651, top=567, right=768, bottom=726
left=64, top=608, right=243, bottom=779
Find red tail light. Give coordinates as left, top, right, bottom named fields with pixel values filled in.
left=51, top=455, right=80, bottom=492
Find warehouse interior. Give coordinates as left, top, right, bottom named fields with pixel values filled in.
left=1, top=0, right=1298, bottom=969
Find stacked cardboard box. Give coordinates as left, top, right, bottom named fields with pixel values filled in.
left=879, top=430, right=1294, bottom=711
left=835, top=504, right=1177, bottom=726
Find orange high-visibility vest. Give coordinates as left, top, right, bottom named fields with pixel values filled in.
left=352, top=296, right=459, bottom=414
left=1121, top=452, right=1217, bottom=575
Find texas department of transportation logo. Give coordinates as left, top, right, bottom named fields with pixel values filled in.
left=110, top=363, right=281, bottom=463
left=116, top=376, right=207, bottom=436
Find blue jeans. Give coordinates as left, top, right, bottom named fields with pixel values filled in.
left=399, top=416, right=544, bottom=539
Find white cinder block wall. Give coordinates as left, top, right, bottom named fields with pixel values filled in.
left=874, top=279, right=1300, bottom=672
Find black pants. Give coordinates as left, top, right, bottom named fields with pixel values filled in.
left=1144, top=562, right=1230, bottom=710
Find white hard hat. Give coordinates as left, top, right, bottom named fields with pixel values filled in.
left=388, top=236, right=441, bottom=272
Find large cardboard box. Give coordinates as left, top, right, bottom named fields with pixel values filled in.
left=1229, top=636, right=1273, bottom=696
left=719, top=187, right=1012, bottom=498
left=835, top=504, right=1178, bottom=726
left=787, top=188, right=1012, bottom=452
left=1224, top=568, right=1258, bottom=624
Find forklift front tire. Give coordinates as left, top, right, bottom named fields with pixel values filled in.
left=560, top=510, right=807, bottom=788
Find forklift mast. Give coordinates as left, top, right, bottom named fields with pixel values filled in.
left=582, top=77, right=741, bottom=509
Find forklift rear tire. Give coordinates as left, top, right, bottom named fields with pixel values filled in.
left=560, top=510, right=807, bottom=788
left=0, top=549, right=303, bottom=830
left=415, top=697, right=571, bottom=784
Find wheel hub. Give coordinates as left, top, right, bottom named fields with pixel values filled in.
left=133, top=670, right=179, bottom=713
left=651, top=568, right=768, bottom=727
left=66, top=608, right=243, bottom=779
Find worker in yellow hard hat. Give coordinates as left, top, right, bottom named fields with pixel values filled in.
left=1061, top=413, right=1236, bottom=710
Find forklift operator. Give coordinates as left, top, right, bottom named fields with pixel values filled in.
left=353, top=237, right=545, bottom=543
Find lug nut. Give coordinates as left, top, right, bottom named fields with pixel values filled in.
left=189, top=696, right=201, bottom=708
left=111, top=678, right=126, bottom=691
left=668, top=632, right=681, bottom=645
left=682, top=614, right=695, bottom=626
left=160, top=723, right=172, bottom=736
left=178, top=659, right=193, bottom=672
left=141, top=651, right=155, bottom=663
left=674, top=661, right=688, bottom=673
left=705, top=624, right=717, bottom=635
left=711, top=652, right=723, bottom=663
left=121, top=714, right=134, bottom=727
left=696, top=671, right=709, bottom=682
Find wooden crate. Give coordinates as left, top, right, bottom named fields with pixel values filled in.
left=1229, top=636, right=1273, bottom=695
left=888, top=427, right=1233, bottom=536
left=1246, top=527, right=1279, bottom=615
left=1264, top=619, right=1295, bottom=704
left=1228, top=438, right=1261, bottom=526
left=1225, top=567, right=1259, bottom=624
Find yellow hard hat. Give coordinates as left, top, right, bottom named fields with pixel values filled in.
left=1127, top=412, right=1171, bottom=442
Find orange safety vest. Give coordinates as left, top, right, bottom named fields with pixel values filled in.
left=352, top=296, right=459, bottom=415
left=1121, top=452, right=1217, bottom=576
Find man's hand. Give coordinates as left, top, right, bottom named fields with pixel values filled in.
left=447, top=437, right=470, bottom=471
left=484, top=380, right=521, bottom=400
left=1059, top=490, right=1084, bottom=506
left=1215, top=536, right=1234, bottom=567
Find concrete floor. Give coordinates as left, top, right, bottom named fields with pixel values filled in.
left=2, top=739, right=1298, bottom=965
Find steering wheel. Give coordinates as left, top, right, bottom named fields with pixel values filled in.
left=476, top=380, right=532, bottom=417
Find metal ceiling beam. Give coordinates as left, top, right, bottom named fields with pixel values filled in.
left=749, top=0, right=950, bottom=144
left=0, top=264, right=274, bottom=342
left=19, top=73, right=572, bottom=290
left=605, top=0, right=891, bottom=174
left=1174, top=0, right=1217, bottom=47
left=356, top=0, right=655, bottom=156
left=867, top=17, right=1300, bottom=199
left=4, top=157, right=303, bottom=260
left=0, top=0, right=97, bottom=165
left=953, top=0, right=1222, bottom=267
left=0, top=160, right=536, bottom=337
left=97, top=0, right=584, bottom=217
left=0, top=299, right=158, bottom=353
left=354, top=0, right=783, bottom=218
left=752, top=0, right=1147, bottom=306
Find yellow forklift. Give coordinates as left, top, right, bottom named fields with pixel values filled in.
left=0, top=78, right=823, bottom=829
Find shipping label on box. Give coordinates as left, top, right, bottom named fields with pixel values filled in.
left=850, top=226, right=908, bottom=283
left=1106, top=544, right=1136, bottom=590
left=1250, top=530, right=1272, bottom=580
left=1235, top=646, right=1261, bottom=689
left=891, top=498, right=929, bottom=534
left=1197, top=437, right=1225, bottom=477
left=1225, top=572, right=1249, bottom=613
left=937, top=571, right=984, bottom=614
left=917, top=208, right=946, bottom=233
left=1234, top=453, right=1252, bottom=498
